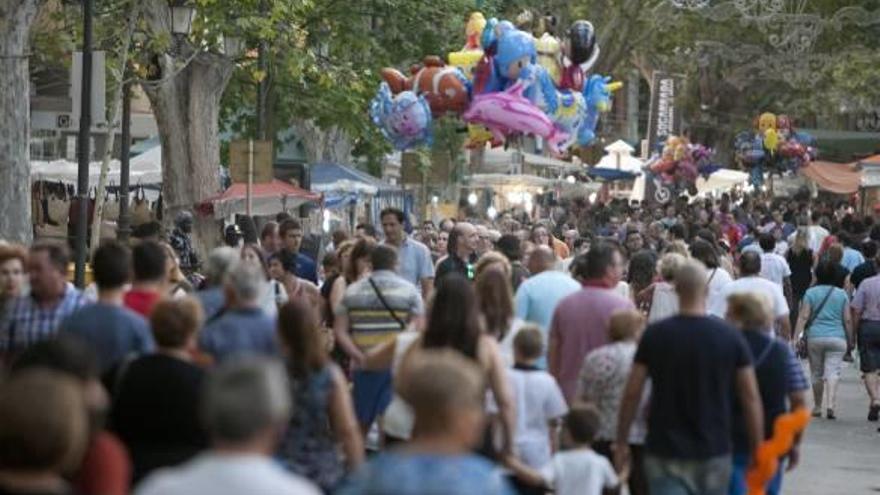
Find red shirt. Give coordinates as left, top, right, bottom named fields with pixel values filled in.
left=124, top=289, right=161, bottom=318
left=74, top=431, right=131, bottom=495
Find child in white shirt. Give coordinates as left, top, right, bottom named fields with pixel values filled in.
left=509, top=326, right=568, bottom=468
left=541, top=406, right=620, bottom=495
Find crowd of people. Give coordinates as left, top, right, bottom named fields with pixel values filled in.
left=1, top=191, right=879, bottom=495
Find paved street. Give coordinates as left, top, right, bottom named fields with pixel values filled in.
left=785, top=362, right=880, bottom=494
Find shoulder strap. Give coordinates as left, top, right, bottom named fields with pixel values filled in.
left=368, top=277, right=406, bottom=330
left=805, top=287, right=834, bottom=331
left=112, top=354, right=138, bottom=398
left=752, top=338, right=776, bottom=369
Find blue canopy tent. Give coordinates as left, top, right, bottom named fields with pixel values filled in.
left=586, top=168, right=639, bottom=181
left=310, top=162, right=412, bottom=230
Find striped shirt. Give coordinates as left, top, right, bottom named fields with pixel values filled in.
left=1, top=283, right=88, bottom=352
left=335, top=270, right=423, bottom=351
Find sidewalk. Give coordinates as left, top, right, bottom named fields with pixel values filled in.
left=784, top=362, right=880, bottom=494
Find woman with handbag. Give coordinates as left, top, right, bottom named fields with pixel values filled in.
left=795, top=260, right=854, bottom=419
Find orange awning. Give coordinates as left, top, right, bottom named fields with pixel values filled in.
left=799, top=161, right=863, bottom=194
left=859, top=154, right=880, bottom=165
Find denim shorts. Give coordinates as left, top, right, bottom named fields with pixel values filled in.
left=858, top=321, right=880, bottom=373
left=352, top=369, right=393, bottom=426
left=644, top=454, right=732, bottom=495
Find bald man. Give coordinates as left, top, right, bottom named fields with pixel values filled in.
left=435, top=222, right=479, bottom=281
left=514, top=245, right=581, bottom=368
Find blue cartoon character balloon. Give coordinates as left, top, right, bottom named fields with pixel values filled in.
left=580, top=75, right=622, bottom=146
left=474, top=24, right=534, bottom=94
left=370, top=82, right=432, bottom=150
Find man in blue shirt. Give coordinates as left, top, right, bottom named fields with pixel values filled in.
left=514, top=246, right=580, bottom=368
left=616, top=259, right=764, bottom=495
left=200, top=262, right=277, bottom=363
left=278, top=219, right=318, bottom=284
left=60, top=241, right=154, bottom=373
left=381, top=207, right=434, bottom=300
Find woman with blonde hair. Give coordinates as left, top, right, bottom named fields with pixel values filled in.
left=159, top=242, right=192, bottom=297
left=329, top=239, right=372, bottom=317
left=474, top=251, right=511, bottom=281
left=786, top=226, right=814, bottom=325
left=726, top=291, right=807, bottom=494
left=636, top=253, right=686, bottom=323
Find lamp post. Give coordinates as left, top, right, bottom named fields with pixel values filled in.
left=170, top=0, right=196, bottom=51
left=74, top=0, right=94, bottom=288
left=222, top=35, right=244, bottom=58
left=117, top=79, right=132, bottom=243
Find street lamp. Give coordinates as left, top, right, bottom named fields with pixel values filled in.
left=222, top=35, right=245, bottom=58
left=74, top=0, right=95, bottom=287
left=170, top=0, right=196, bottom=38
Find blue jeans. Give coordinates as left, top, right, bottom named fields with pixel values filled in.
left=728, top=452, right=784, bottom=495
left=644, top=454, right=732, bottom=495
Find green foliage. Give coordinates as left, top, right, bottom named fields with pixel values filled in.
left=215, top=0, right=476, bottom=169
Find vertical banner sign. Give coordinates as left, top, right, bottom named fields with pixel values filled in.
left=646, top=71, right=684, bottom=155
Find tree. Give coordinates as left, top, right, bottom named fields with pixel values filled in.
left=0, top=0, right=43, bottom=244
left=134, top=0, right=235, bottom=253
left=218, top=0, right=475, bottom=172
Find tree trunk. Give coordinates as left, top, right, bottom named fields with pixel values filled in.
left=142, top=50, right=233, bottom=257
left=0, top=0, right=41, bottom=244
left=289, top=119, right=353, bottom=164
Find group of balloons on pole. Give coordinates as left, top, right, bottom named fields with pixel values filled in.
left=735, top=112, right=819, bottom=187
left=369, top=11, right=622, bottom=155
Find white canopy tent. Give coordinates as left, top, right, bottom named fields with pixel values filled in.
left=31, top=145, right=163, bottom=186
left=629, top=168, right=750, bottom=202
left=695, top=169, right=750, bottom=194
left=594, top=140, right=644, bottom=173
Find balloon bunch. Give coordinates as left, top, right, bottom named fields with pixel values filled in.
left=648, top=135, right=721, bottom=196
left=369, top=11, right=621, bottom=154
left=734, top=113, right=818, bottom=187
left=746, top=408, right=811, bottom=495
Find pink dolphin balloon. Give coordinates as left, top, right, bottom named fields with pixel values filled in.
left=463, top=80, right=569, bottom=155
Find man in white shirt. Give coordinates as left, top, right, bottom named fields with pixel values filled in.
left=136, top=358, right=320, bottom=495
left=710, top=251, right=792, bottom=340
left=758, top=234, right=792, bottom=291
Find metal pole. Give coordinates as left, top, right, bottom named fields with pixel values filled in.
left=74, top=0, right=93, bottom=288
left=256, top=42, right=267, bottom=140
left=117, top=80, right=132, bottom=243
left=246, top=139, right=253, bottom=216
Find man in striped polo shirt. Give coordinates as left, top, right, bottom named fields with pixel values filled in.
left=333, top=244, right=424, bottom=433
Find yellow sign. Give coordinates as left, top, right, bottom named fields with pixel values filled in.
left=229, top=140, right=273, bottom=183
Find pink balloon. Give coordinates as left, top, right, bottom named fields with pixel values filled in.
left=463, top=80, right=569, bottom=155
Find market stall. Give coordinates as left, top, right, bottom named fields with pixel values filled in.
left=310, top=162, right=412, bottom=229
left=30, top=147, right=165, bottom=242
left=196, top=179, right=320, bottom=219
